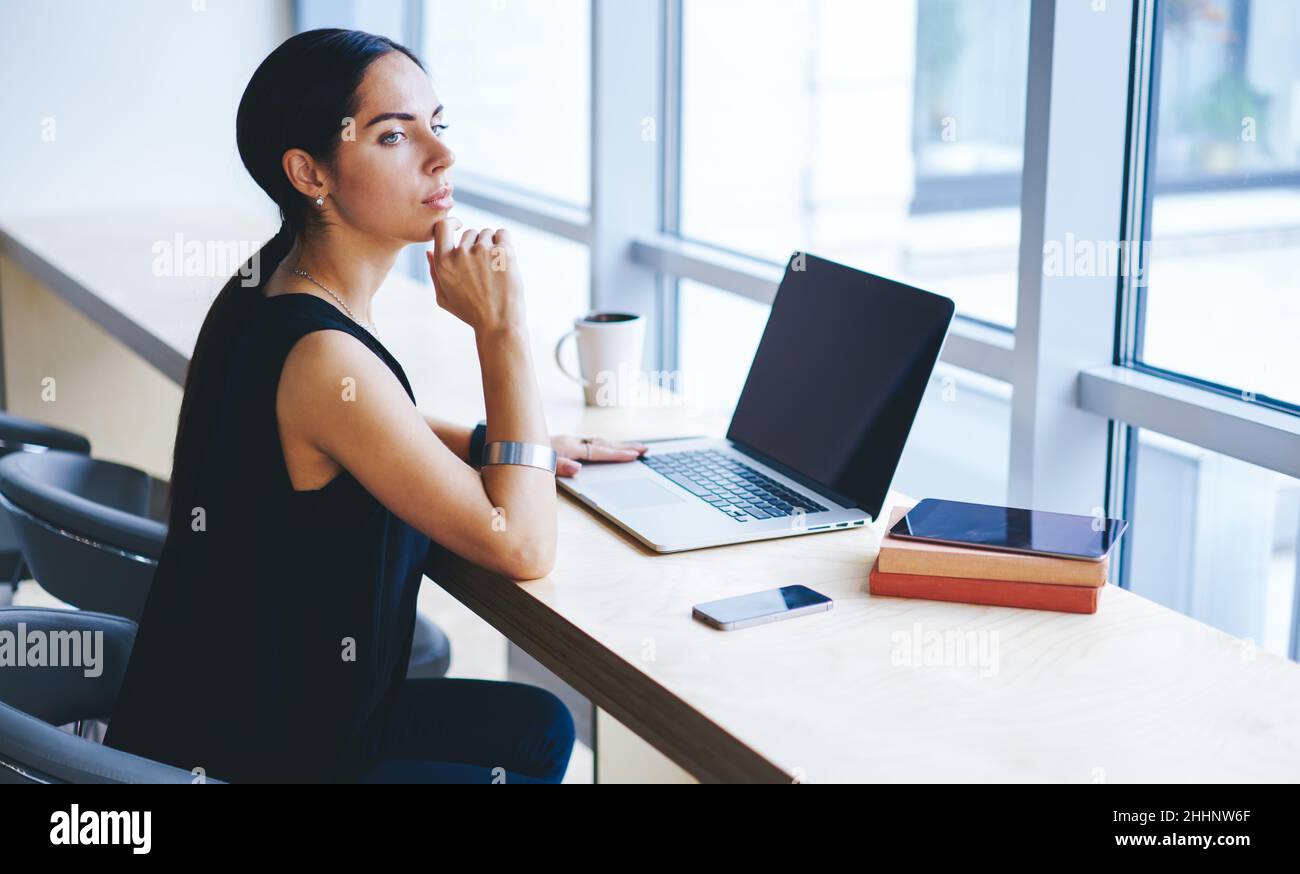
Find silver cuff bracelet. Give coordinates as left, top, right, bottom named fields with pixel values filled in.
left=481, top=441, right=558, bottom=473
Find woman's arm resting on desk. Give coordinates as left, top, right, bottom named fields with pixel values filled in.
left=420, top=414, right=648, bottom=477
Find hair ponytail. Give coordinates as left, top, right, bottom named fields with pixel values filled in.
left=164, top=221, right=293, bottom=531
left=164, top=29, right=424, bottom=534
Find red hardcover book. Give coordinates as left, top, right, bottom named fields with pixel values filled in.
left=868, top=558, right=1101, bottom=615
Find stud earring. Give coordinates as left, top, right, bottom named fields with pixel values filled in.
left=315, top=194, right=325, bottom=207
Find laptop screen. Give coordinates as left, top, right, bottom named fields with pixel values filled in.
left=725, top=253, right=955, bottom=521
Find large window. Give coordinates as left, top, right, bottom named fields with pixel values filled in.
left=1138, top=0, right=1300, bottom=408
left=678, top=0, right=1031, bottom=327
left=421, top=0, right=590, bottom=207
left=1115, top=0, right=1300, bottom=654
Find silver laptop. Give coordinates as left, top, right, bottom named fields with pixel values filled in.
left=559, top=253, right=955, bottom=553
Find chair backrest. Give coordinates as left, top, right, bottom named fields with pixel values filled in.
left=0, top=607, right=220, bottom=783
left=0, top=450, right=167, bottom=553
left=0, top=413, right=91, bottom=456
left=0, top=451, right=167, bottom=620
left=0, top=415, right=91, bottom=582
left=0, top=608, right=135, bottom=723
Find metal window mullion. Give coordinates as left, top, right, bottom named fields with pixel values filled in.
left=450, top=177, right=590, bottom=244
left=1112, top=0, right=1159, bottom=587
left=658, top=0, right=683, bottom=374
left=589, top=0, right=662, bottom=374
left=403, top=0, right=423, bottom=52
left=630, top=233, right=1016, bottom=381
left=1008, top=0, right=1137, bottom=515
left=630, top=235, right=784, bottom=304
left=1116, top=0, right=1157, bottom=369
left=659, top=0, right=682, bottom=238
left=1079, top=366, right=1300, bottom=479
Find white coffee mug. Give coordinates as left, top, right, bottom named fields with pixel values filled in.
left=554, top=312, right=645, bottom=407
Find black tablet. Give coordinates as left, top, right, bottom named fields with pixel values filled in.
left=890, top=498, right=1127, bottom=561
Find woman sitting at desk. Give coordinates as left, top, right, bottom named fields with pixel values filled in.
left=105, top=28, right=646, bottom=783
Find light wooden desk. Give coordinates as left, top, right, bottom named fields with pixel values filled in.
left=5, top=206, right=1300, bottom=783
left=429, top=419, right=1300, bottom=783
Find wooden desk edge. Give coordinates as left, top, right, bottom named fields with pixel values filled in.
left=424, top=546, right=794, bottom=784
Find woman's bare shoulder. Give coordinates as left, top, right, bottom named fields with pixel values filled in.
left=277, top=328, right=408, bottom=432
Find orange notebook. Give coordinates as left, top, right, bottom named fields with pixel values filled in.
left=877, top=505, right=1108, bottom=587
left=869, top=558, right=1101, bottom=614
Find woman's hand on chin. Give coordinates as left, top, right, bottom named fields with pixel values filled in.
left=551, top=436, right=648, bottom=478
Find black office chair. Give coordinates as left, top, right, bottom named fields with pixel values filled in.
left=0, top=450, right=164, bottom=622
left=0, top=413, right=92, bottom=600
left=0, top=450, right=451, bottom=676
left=0, top=607, right=218, bottom=783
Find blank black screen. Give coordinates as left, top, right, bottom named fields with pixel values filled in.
left=726, top=253, right=954, bottom=521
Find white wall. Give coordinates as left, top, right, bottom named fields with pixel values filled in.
left=0, top=0, right=291, bottom=216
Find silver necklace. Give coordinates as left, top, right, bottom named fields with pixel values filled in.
left=287, top=266, right=380, bottom=338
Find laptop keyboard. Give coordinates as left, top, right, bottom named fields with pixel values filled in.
left=640, top=449, right=828, bottom=523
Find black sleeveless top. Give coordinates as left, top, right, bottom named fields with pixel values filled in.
left=105, top=292, right=432, bottom=783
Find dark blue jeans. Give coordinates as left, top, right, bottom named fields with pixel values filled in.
left=350, top=678, right=575, bottom=784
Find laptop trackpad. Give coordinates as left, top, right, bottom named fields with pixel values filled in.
left=587, top=478, right=685, bottom=510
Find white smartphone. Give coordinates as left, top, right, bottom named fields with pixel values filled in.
left=692, top=585, right=833, bottom=631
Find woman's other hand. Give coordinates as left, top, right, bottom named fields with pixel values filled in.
left=552, top=436, right=648, bottom=478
